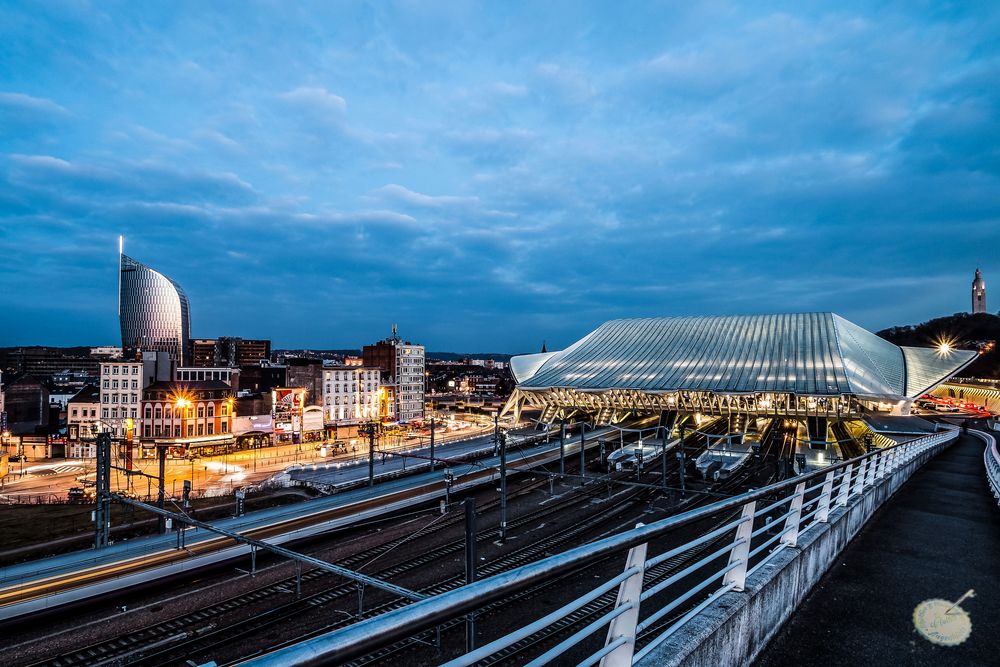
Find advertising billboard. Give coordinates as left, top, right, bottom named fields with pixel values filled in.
left=272, top=388, right=306, bottom=433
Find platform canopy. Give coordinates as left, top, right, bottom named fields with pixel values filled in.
left=511, top=313, right=976, bottom=402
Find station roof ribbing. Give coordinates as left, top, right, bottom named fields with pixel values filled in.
left=510, top=313, right=976, bottom=401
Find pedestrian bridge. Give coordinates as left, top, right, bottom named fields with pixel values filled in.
left=238, top=420, right=1000, bottom=667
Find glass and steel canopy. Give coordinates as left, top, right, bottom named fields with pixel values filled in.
left=511, top=313, right=975, bottom=401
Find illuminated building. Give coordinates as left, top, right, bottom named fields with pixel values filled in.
left=140, top=380, right=235, bottom=456
left=363, top=326, right=425, bottom=423
left=119, top=237, right=192, bottom=365
left=506, top=313, right=977, bottom=427
left=322, top=366, right=382, bottom=424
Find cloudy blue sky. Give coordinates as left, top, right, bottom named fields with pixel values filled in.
left=1, top=2, right=998, bottom=353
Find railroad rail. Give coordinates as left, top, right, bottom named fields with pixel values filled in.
left=238, top=424, right=958, bottom=666
left=0, top=431, right=619, bottom=621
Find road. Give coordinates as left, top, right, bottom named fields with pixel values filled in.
left=0, top=421, right=495, bottom=503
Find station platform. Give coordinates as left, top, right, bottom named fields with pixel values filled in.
left=755, top=431, right=1000, bottom=666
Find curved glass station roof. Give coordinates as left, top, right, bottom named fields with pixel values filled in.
left=511, top=313, right=975, bottom=400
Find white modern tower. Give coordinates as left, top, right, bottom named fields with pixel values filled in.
left=118, top=237, right=192, bottom=365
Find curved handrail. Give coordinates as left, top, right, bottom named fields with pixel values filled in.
left=976, top=425, right=1000, bottom=505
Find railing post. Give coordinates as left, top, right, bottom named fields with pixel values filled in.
left=836, top=464, right=852, bottom=507
left=722, top=501, right=756, bottom=591
left=852, top=459, right=867, bottom=495
left=780, top=483, right=806, bottom=548
left=816, top=471, right=835, bottom=522
left=868, top=453, right=879, bottom=484
left=601, top=525, right=647, bottom=667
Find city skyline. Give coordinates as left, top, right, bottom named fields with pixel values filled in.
left=2, top=2, right=999, bottom=351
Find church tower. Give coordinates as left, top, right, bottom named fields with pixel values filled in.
left=972, top=268, right=986, bottom=314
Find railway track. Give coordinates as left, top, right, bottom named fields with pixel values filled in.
left=347, top=453, right=764, bottom=666
left=26, top=448, right=648, bottom=667
left=138, top=484, right=652, bottom=666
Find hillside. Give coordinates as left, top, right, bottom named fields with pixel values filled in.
left=877, top=312, right=1000, bottom=379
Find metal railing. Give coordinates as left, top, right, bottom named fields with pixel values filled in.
left=239, top=424, right=958, bottom=667
left=982, top=425, right=1000, bottom=506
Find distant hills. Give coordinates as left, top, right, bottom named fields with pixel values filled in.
left=877, top=312, right=1000, bottom=379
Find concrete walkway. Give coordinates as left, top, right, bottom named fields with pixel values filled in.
left=755, top=431, right=1000, bottom=667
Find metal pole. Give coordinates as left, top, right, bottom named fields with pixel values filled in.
left=559, top=419, right=565, bottom=478
left=94, top=432, right=111, bottom=548
left=579, top=423, right=586, bottom=485
left=368, top=423, right=375, bottom=488
left=429, top=417, right=436, bottom=473
left=661, top=421, right=668, bottom=489
left=157, top=445, right=167, bottom=533
left=464, top=497, right=477, bottom=652
left=499, top=430, right=508, bottom=543
left=678, top=422, right=686, bottom=498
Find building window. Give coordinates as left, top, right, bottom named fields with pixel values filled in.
left=144, top=406, right=152, bottom=419
left=71, top=408, right=78, bottom=417
left=221, top=404, right=228, bottom=416
left=174, top=425, right=181, bottom=437
left=102, top=408, right=109, bottom=418
left=207, top=405, right=214, bottom=418
left=197, top=424, right=204, bottom=436
left=221, top=422, right=228, bottom=433
left=187, top=424, right=194, bottom=437
left=103, top=366, right=110, bottom=375
left=154, top=426, right=161, bottom=437
left=154, top=407, right=161, bottom=419
left=102, top=380, right=109, bottom=389
left=111, top=408, right=118, bottom=418
left=131, top=408, right=137, bottom=418
left=144, top=425, right=151, bottom=437
left=112, top=366, right=119, bottom=374
left=208, top=423, right=214, bottom=435
left=132, top=366, right=138, bottom=375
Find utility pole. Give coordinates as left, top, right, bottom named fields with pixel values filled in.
left=661, top=414, right=668, bottom=489
left=499, top=428, right=508, bottom=543
left=579, top=422, right=586, bottom=485
left=94, top=432, right=111, bottom=549
left=559, top=418, right=566, bottom=478
left=157, top=445, right=167, bottom=533
left=677, top=422, right=686, bottom=498
left=429, top=417, right=436, bottom=472
left=367, top=421, right=377, bottom=487
left=464, top=497, right=477, bottom=652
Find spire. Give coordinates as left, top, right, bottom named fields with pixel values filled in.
left=541, top=340, right=547, bottom=353
left=972, top=268, right=986, bottom=314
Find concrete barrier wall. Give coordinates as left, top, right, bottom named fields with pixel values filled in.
left=636, top=432, right=957, bottom=667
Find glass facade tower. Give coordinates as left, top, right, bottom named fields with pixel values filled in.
left=119, top=246, right=191, bottom=365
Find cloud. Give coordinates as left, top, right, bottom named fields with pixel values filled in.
left=372, top=184, right=479, bottom=208
left=278, top=86, right=347, bottom=114
left=0, top=92, right=69, bottom=115
left=1, top=3, right=999, bottom=351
